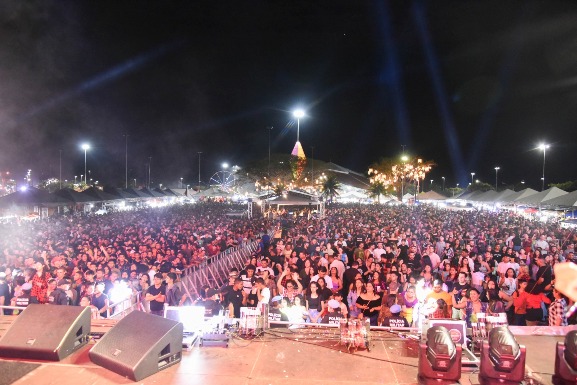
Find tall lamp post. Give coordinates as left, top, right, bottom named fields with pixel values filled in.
left=400, top=155, right=408, bottom=197
left=430, top=179, right=433, bottom=191
left=197, top=152, right=202, bottom=191
left=470, top=172, right=475, bottom=186
left=81, top=143, right=90, bottom=184
left=538, top=143, right=550, bottom=191
left=494, top=167, right=500, bottom=191
left=293, top=109, right=305, bottom=142
left=442, top=176, right=445, bottom=191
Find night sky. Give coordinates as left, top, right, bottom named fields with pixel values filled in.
left=1, top=1, right=577, bottom=190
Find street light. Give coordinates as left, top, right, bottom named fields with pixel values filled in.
left=400, top=155, right=408, bottom=197
left=471, top=172, right=475, bottom=186
left=430, top=179, right=433, bottom=191
left=442, top=176, right=445, bottom=191
left=197, top=152, right=202, bottom=191
left=81, top=143, right=90, bottom=184
left=180, top=177, right=183, bottom=189
left=494, top=167, right=500, bottom=191
left=292, top=109, right=305, bottom=143
left=222, top=162, right=229, bottom=170
left=538, top=143, right=550, bottom=191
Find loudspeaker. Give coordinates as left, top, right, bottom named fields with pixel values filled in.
left=0, top=304, right=91, bottom=361
left=89, top=311, right=183, bottom=381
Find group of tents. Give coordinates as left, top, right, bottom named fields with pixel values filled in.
left=0, top=186, right=188, bottom=218
left=451, top=186, right=577, bottom=210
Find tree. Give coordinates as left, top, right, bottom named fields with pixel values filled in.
left=468, top=181, right=493, bottom=192
left=368, top=156, right=435, bottom=199
left=368, top=182, right=387, bottom=203
left=550, top=180, right=577, bottom=192
left=321, top=175, right=341, bottom=203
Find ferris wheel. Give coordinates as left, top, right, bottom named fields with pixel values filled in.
left=209, top=170, right=236, bottom=192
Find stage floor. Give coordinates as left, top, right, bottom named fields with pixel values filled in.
left=0, top=316, right=565, bottom=385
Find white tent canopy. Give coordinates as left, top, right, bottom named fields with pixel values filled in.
left=514, top=186, right=568, bottom=205
left=541, top=190, right=577, bottom=208
left=500, top=188, right=539, bottom=203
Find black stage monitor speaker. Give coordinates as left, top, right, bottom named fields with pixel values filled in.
left=89, top=311, right=183, bottom=381
left=0, top=304, right=91, bottom=361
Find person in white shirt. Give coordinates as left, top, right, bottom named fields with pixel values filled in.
left=328, top=253, right=345, bottom=279
left=497, top=255, right=514, bottom=277
left=426, top=245, right=441, bottom=272
left=534, top=235, right=550, bottom=255
left=256, top=258, right=275, bottom=278
left=311, top=266, right=334, bottom=290
left=373, top=242, right=386, bottom=263
left=255, top=277, right=270, bottom=308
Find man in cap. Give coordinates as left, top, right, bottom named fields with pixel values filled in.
left=48, top=278, right=71, bottom=305
left=320, top=299, right=344, bottom=325
left=382, top=304, right=409, bottom=327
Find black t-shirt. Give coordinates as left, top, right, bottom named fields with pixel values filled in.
left=536, top=265, right=552, bottom=291
left=321, top=311, right=344, bottom=325
left=49, top=288, right=70, bottom=305
left=229, top=288, right=245, bottom=318
left=147, top=284, right=166, bottom=312
left=453, top=282, right=471, bottom=302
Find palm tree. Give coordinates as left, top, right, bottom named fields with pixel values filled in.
left=273, top=183, right=285, bottom=196
left=368, top=182, right=387, bottom=203
left=320, top=175, right=341, bottom=203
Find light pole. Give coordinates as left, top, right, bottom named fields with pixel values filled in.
left=81, top=143, right=90, bottom=184
left=442, top=176, right=445, bottom=191
left=148, top=157, right=152, bottom=189
left=197, top=152, right=202, bottom=191
left=293, top=109, right=305, bottom=143
left=470, top=172, right=475, bottom=186
left=180, top=177, right=183, bottom=189
left=74, top=175, right=77, bottom=184
left=124, top=134, right=129, bottom=188
left=134, top=178, right=137, bottom=188
left=494, top=167, right=500, bottom=191
left=430, top=179, right=433, bottom=191
left=538, top=143, right=550, bottom=191
left=400, top=155, right=408, bottom=197
left=59, top=150, right=62, bottom=190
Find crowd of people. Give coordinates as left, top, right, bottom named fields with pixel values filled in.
left=1, top=202, right=575, bottom=332
left=220, top=204, right=576, bottom=329
left=0, top=203, right=268, bottom=317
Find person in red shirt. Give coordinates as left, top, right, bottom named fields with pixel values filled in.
left=30, top=259, right=51, bottom=304
left=524, top=279, right=551, bottom=326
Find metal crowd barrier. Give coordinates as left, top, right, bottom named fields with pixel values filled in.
left=181, top=230, right=274, bottom=297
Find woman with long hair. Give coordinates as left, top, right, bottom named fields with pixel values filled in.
left=499, top=267, right=517, bottom=297
left=400, top=285, right=418, bottom=325
left=306, top=281, right=322, bottom=323
left=452, top=288, right=488, bottom=328
left=299, top=259, right=314, bottom=292
left=371, top=271, right=386, bottom=294
left=356, top=281, right=382, bottom=326
left=347, top=278, right=364, bottom=319
left=30, top=259, right=51, bottom=304
left=444, top=266, right=459, bottom=293
left=329, top=266, right=343, bottom=294
left=512, top=278, right=529, bottom=326
left=377, top=293, right=399, bottom=326
left=459, top=258, right=471, bottom=274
